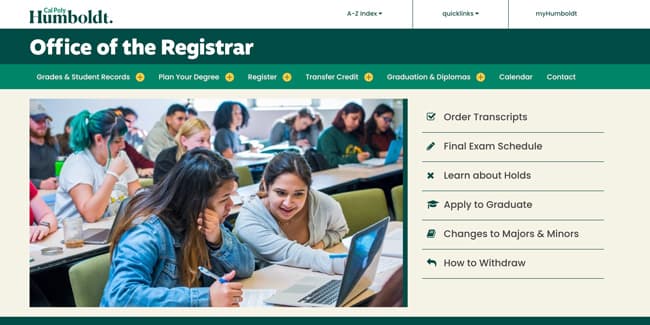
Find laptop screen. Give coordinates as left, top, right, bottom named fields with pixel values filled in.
left=384, top=140, right=403, bottom=164
left=336, top=217, right=389, bottom=306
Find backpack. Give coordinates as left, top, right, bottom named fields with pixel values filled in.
left=303, top=148, right=332, bottom=172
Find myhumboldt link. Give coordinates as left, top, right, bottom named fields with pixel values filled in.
left=29, top=8, right=112, bottom=24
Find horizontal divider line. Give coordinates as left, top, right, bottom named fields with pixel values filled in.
left=421, top=161, right=605, bottom=163
left=421, top=189, right=604, bottom=192
left=421, top=248, right=605, bottom=251
left=421, top=277, right=605, bottom=280
left=422, top=219, right=605, bottom=221
left=421, top=132, right=605, bottom=134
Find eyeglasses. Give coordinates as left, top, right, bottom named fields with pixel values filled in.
left=382, top=117, right=394, bottom=123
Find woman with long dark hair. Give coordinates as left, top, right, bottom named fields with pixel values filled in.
left=316, top=102, right=372, bottom=167
left=101, top=148, right=255, bottom=307
left=364, top=103, right=397, bottom=158
left=234, top=152, right=349, bottom=274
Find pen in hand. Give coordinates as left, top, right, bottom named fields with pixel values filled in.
left=198, top=266, right=228, bottom=284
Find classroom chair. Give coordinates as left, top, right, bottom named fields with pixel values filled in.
left=234, top=165, right=254, bottom=187
left=332, top=188, right=389, bottom=235
left=139, top=178, right=154, bottom=188
left=68, top=252, right=110, bottom=307
left=391, top=185, right=403, bottom=221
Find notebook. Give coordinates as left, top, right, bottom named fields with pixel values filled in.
left=83, top=197, right=130, bottom=245
left=234, top=152, right=274, bottom=160
left=264, top=217, right=389, bottom=307
left=361, top=139, right=402, bottom=167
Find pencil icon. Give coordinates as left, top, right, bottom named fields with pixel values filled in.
left=426, top=142, right=435, bottom=151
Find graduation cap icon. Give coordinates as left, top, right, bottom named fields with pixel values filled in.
left=427, top=200, right=439, bottom=209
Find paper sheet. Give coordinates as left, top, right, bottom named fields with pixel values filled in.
left=240, top=289, right=277, bottom=307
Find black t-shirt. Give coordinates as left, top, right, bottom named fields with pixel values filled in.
left=30, top=141, right=58, bottom=188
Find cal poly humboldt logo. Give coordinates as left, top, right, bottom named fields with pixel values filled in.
left=29, top=7, right=113, bottom=24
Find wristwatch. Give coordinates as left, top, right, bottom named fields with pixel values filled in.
left=39, top=221, right=51, bottom=231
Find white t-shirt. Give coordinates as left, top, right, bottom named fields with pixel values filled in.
left=55, top=149, right=138, bottom=223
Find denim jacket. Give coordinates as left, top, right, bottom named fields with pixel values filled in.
left=100, top=215, right=255, bottom=307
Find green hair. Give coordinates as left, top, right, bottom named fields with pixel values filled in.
left=69, top=109, right=128, bottom=153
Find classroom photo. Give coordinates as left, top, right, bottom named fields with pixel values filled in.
left=28, top=97, right=405, bottom=308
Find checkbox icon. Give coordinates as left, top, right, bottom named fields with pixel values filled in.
left=426, top=112, right=436, bottom=121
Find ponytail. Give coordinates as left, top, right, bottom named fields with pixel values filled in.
left=69, top=110, right=92, bottom=152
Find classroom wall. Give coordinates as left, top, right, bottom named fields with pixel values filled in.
left=34, top=99, right=185, bottom=135
left=34, top=98, right=404, bottom=141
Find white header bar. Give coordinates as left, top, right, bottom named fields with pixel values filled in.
left=0, top=0, right=412, bottom=29
left=2, top=0, right=649, bottom=29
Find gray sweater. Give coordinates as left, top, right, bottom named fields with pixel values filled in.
left=234, top=188, right=349, bottom=274
left=269, top=120, right=320, bottom=147
left=141, top=115, right=175, bottom=161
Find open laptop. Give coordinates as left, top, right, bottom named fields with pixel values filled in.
left=264, top=217, right=389, bottom=307
left=83, top=197, right=130, bottom=245
left=361, top=139, right=402, bottom=167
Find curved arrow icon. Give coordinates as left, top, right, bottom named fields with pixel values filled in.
left=427, top=259, right=437, bottom=267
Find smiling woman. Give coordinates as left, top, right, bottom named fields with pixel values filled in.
left=234, top=152, right=349, bottom=275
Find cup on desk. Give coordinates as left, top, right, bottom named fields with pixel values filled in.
left=54, top=156, right=65, bottom=177
left=63, top=216, right=84, bottom=248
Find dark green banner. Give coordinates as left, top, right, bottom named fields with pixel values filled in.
left=2, top=29, right=650, bottom=64
left=6, top=317, right=650, bottom=324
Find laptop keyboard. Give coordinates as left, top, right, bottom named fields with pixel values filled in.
left=298, top=279, right=342, bottom=305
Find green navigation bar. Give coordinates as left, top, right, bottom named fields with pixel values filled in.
left=2, top=64, right=649, bottom=89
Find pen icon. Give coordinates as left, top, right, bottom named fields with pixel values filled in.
left=328, top=254, right=348, bottom=259
left=198, top=266, right=228, bottom=283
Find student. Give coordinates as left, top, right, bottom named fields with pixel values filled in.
left=55, top=116, right=74, bottom=156
left=29, top=181, right=58, bottom=243
left=268, top=107, right=323, bottom=149
left=365, top=103, right=397, bottom=158
left=142, top=104, right=187, bottom=161
left=317, top=102, right=372, bottom=167
left=120, top=106, right=147, bottom=149
left=154, top=118, right=211, bottom=183
left=101, top=148, right=254, bottom=307
left=234, top=152, right=349, bottom=274
left=212, top=101, right=249, bottom=158
left=113, top=108, right=154, bottom=178
left=29, top=102, right=59, bottom=190
left=55, top=109, right=141, bottom=223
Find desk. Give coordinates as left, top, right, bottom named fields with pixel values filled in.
left=238, top=222, right=403, bottom=307
left=346, top=162, right=404, bottom=182
left=228, top=152, right=274, bottom=168
left=30, top=216, right=113, bottom=273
